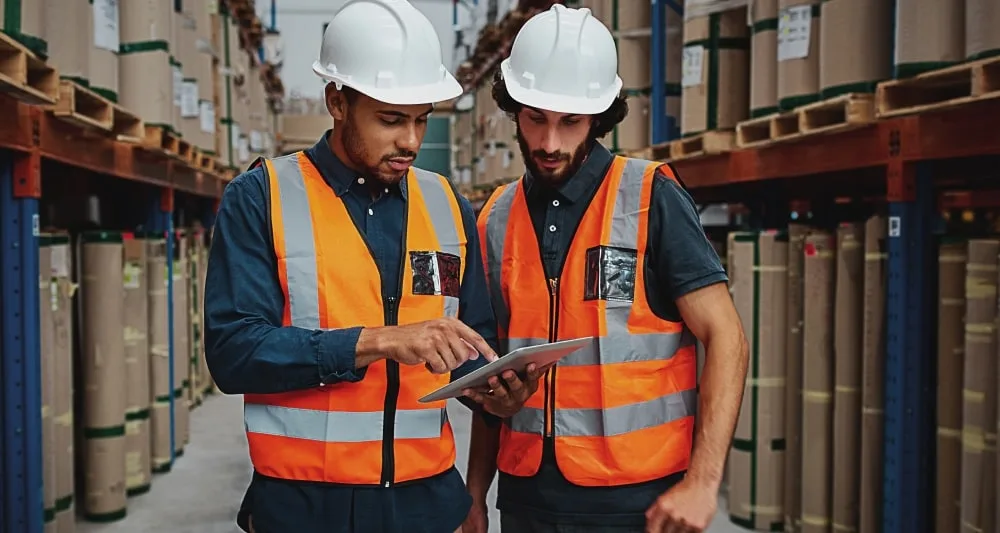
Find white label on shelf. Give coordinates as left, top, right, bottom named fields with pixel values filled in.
left=50, top=245, right=69, bottom=278
left=502, top=150, right=511, bottom=169
left=888, top=216, right=901, bottom=238
left=476, top=157, right=485, bottom=174
left=181, top=81, right=199, bottom=118
left=199, top=101, right=216, bottom=133
left=681, top=45, right=705, bottom=88
left=172, top=66, right=183, bottom=107
left=123, top=263, right=143, bottom=289
left=232, top=123, right=241, bottom=150
left=31, top=213, right=39, bottom=237
left=93, top=0, right=120, bottom=52
left=777, top=5, right=811, bottom=62
left=238, top=136, right=250, bottom=163
left=250, top=130, right=263, bottom=152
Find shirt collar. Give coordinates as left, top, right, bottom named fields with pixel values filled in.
left=523, top=141, right=614, bottom=204
left=305, top=130, right=407, bottom=199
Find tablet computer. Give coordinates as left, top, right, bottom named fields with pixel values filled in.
left=418, top=337, right=594, bottom=403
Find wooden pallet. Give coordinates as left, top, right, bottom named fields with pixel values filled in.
left=798, top=93, right=874, bottom=135
left=195, top=152, right=216, bottom=173
left=876, top=56, right=1000, bottom=118
left=736, top=94, right=875, bottom=148
left=0, top=31, right=58, bottom=105
left=669, top=130, right=735, bottom=160
left=736, top=112, right=798, bottom=148
left=51, top=80, right=113, bottom=131
left=176, top=138, right=194, bottom=163
left=112, top=104, right=145, bottom=142
left=143, top=125, right=180, bottom=155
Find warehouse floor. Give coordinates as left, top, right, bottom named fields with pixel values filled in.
left=77, top=394, right=746, bottom=533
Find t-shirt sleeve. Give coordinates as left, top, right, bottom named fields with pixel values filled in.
left=647, top=165, right=729, bottom=301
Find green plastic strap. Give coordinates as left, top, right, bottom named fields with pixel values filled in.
left=968, top=49, right=1000, bottom=62
left=183, top=77, right=197, bottom=84
left=55, top=495, right=73, bottom=512
left=612, top=0, right=619, bottom=31
left=224, top=12, right=235, bottom=167
left=61, top=76, right=90, bottom=88
left=779, top=93, right=819, bottom=111
left=91, top=87, right=118, bottom=104
left=125, top=408, right=151, bottom=421
left=84, top=508, right=127, bottom=523
left=83, top=425, right=126, bottom=439
left=753, top=18, right=778, bottom=33
left=44, top=507, right=56, bottom=523
left=894, top=61, right=956, bottom=79
left=708, top=14, right=721, bottom=131
left=126, top=484, right=151, bottom=497
left=751, top=106, right=780, bottom=119
left=120, top=40, right=170, bottom=55
left=3, top=0, right=20, bottom=34
left=820, top=80, right=880, bottom=100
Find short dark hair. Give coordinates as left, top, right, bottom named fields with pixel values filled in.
left=490, top=69, right=628, bottom=139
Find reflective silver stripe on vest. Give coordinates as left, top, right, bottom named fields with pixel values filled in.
left=245, top=404, right=448, bottom=442
left=484, top=184, right=518, bottom=353
left=508, top=331, right=696, bottom=366
left=411, top=168, right=462, bottom=317
left=509, top=389, right=697, bottom=437
left=499, top=158, right=697, bottom=437
left=271, top=153, right=321, bottom=329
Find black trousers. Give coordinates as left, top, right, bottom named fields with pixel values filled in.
left=500, top=513, right=644, bottom=533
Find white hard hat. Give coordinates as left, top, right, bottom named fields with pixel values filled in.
left=312, top=0, right=462, bottom=105
left=500, top=4, right=622, bottom=115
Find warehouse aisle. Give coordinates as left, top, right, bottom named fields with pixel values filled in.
left=77, top=394, right=745, bottom=533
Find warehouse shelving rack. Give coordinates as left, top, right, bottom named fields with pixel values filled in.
left=0, top=88, right=227, bottom=533
left=671, top=95, right=1000, bottom=533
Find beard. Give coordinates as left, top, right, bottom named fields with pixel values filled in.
left=516, top=127, right=590, bottom=188
left=341, top=114, right=415, bottom=185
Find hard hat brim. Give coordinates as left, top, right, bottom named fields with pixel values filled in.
left=500, top=59, right=623, bottom=116
left=313, top=61, right=464, bottom=105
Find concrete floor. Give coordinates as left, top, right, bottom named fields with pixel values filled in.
left=77, top=394, right=747, bottom=533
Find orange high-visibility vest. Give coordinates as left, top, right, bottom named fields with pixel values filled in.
left=477, top=156, right=698, bottom=487
left=244, top=152, right=467, bottom=486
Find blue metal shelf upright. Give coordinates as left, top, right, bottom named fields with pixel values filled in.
left=650, top=0, right=683, bottom=145
left=0, top=148, right=44, bottom=533
left=882, top=147, right=936, bottom=533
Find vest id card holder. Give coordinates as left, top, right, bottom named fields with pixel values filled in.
left=584, top=245, right=638, bottom=302
left=409, top=251, right=462, bottom=297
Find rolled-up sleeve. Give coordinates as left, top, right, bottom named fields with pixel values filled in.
left=204, top=168, right=366, bottom=395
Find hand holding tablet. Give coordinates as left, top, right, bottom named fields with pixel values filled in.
left=418, top=337, right=594, bottom=403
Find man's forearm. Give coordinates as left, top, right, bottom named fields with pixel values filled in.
left=466, top=412, right=501, bottom=502
left=687, top=330, right=749, bottom=487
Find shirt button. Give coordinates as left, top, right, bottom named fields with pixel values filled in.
left=549, top=225, right=557, bottom=232
left=552, top=199, right=560, bottom=207
left=368, top=208, right=374, bottom=216
left=384, top=188, right=389, bottom=194
left=358, top=177, right=366, bottom=185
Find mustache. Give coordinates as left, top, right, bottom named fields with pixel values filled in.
left=531, top=150, right=570, bottom=161
left=383, top=151, right=417, bottom=161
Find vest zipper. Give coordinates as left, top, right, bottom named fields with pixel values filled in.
left=544, top=277, right=560, bottom=438
left=381, top=295, right=400, bottom=487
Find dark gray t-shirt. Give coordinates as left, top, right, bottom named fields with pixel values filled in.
left=495, top=142, right=728, bottom=526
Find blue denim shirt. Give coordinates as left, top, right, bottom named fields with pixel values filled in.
left=204, top=132, right=498, bottom=533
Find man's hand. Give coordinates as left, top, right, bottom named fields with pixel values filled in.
left=461, top=363, right=550, bottom=418
left=461, top=498, right=489, bottom=533
left=357, top=317, right=499, bottom=373
left=644, top=477, right=718, bottom=533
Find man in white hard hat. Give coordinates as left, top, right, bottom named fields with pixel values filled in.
left=463, top=4, right=749, bottom=533
left=204, top=1, right=545, bottom=531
